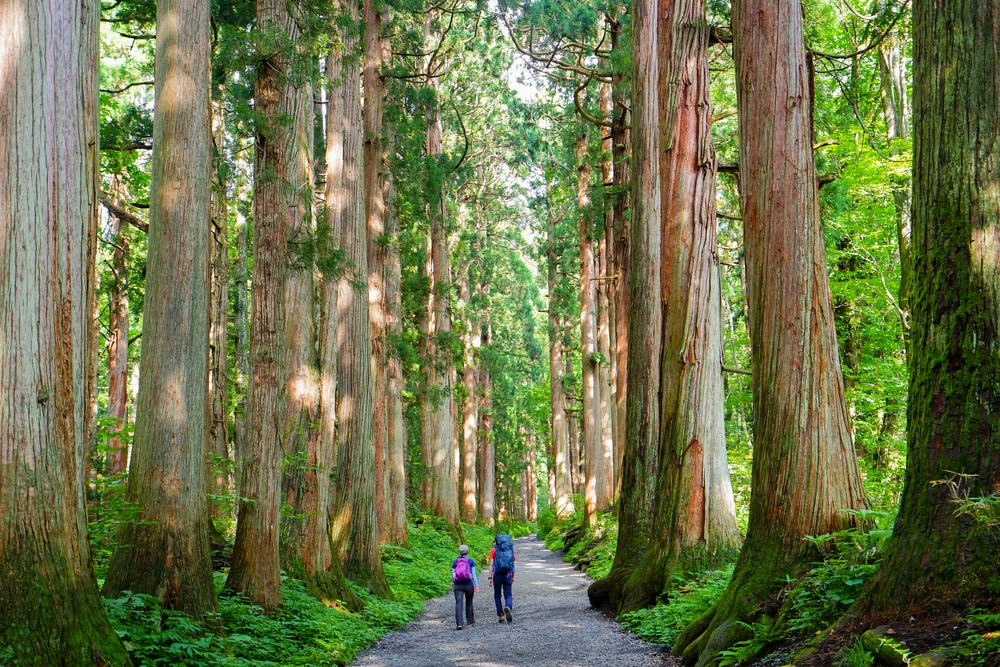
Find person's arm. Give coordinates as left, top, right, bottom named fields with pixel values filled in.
left=488, top=558, right=494, bottom=586
left=471, top=564, right=479, bottom=591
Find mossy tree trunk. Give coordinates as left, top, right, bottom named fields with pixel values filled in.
left=102, top=0, right=218, bottom=619
left=106, top=213, right=130, bottom=475
left=675, top=1, right=868, bottom=663
left=0, top=1, right=132, bottom=662
left=851, top=0, right=1000, bottom=623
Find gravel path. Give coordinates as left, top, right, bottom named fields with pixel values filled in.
left=351, top=535, right=670, bottom=667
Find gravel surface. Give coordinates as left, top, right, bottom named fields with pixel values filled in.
left=352, top=535, right=673, bottom=667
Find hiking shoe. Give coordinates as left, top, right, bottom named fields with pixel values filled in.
left=456, top=624, right=463, bottom=630
left=504, top=607, right=513, bottom=624
left=466, top=621, right=475, bottom=626
left=498, top=615, right=505, bottom=623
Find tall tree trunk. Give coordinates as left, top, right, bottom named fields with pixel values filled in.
left=106, top=215, right=130, bottom=475
left=226, top=0, right=298, bottom=612
left=610, top=14, right=631, bottom=495
left=596, top=0, right=740, bottom=615
left=232, top=196, right=251, bottom=466
left=208, top=99, right=231, bottom=525
left=422, top=24, right=459, bottom=523
left=587, top=0, right=662, bottom=612
left=305, top=42, right=359, bottom=608
left=364, top=0, right=391, bottom=544
left=103, top=0, right=217, bottom=619
left=384, top=140, right=409, bottom=545
left=578, top=131, right=607, bottom=524
left=477, top=317, right=496, bottom=524
left=460, top=260, right=479, bottom=522
left=526, top=435, right=538, bottom=523
left=598, top=76, right=617, bottom=505
left=548, top=192, right=574, bottom=519
left=330, top=0, right=391, bottom=596
left=852, top=0, right=1000, bottom=622
left=278, top=69, right=319, bottom=577
left=676, top=1, right=869, bottom=662
left=0, top=0, right=132, bottom=660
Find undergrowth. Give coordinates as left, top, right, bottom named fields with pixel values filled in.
left=537, top=499, right=617, bottom=579
left=619, top=565, right=735, bottom=647
left=100, top=513, right=534, bottom=667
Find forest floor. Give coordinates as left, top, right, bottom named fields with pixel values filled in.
left=351, top=535, right=673, bottom=666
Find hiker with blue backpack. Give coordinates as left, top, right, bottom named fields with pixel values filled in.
left=488, top=534, right=515, bottom=623
left=452, top=544, right=479, bottom=630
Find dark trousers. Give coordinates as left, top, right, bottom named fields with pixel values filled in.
left=454, top=582, right=475, bottom=625
left=493, top=571, right=513, bottom=615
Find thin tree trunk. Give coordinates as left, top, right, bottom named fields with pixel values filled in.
left=578, top=131, right=606, bottom=524
left=610, top=14, right=631, bottom=495
left=587, top=0, right=662, bottom=612
left=0, top=0, right=132, bottom=660
left=853, top=0, right=1000, bottom=622
left=547, top=191, right=574, bottom=519
left=422, top=22, right=459, bottom=523
left=676, top=1, right=868, bottom=661
left=233, top=196, right=251, bottom=465
left=208, top=99, right=230, bottom=525
left=477, top=317, right=496, bottom=524
left=106, top=215, right=130, bottom=475
left=226, top=0, right=298, bottom=612
left=598, top=76, right=617, bottom=506
left=103, top=0, right=217, bottom=618
left=460, top=260, right=479, bottom=522
left=330, top=0, right=390, bottom=595
left=526, top=436, right=538, bottom=523
left=384, top=137, right=409, bottom=545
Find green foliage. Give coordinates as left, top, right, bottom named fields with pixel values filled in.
left=620, top=566, right=735, bottom=647
left=101, top=514, right=500, bottom=667
left=834, top=637, right=875, bottom=667
left=717, top=617, right=778, bottom=667
left=785, top=516, right=892, bottom=634
left=942, top=611, right=1000, bottom=667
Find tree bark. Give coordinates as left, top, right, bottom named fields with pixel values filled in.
left=365, top=0, right=391, bottom=544
left=106, top=214, right=130, bottom=475
left=578, top=130, right=608, bottom=525
left=102, top=0, right=217, bottom=619
left=610, top=14, right=632, bottom=496
left=852, top=0, right=1000, bottom=622
left=330, top=0, right=391, bottom=595
left=278, top=68, right=319, bottom=578
left=676, top=1, right=869, bottom=662
left=477, top=316, right=496, bottom=524
left=460, top=258, right=479, bottom=522
left=384, top=134, right=409, bottom=545
left=421, top=20, right=459, bottom=523
left=608, top=0, right=740, bottom=615
left=208, top=99, right=230, bottom=526
left=547, top=189, right=574, bottom=519
left=0, top=0, right=132, bottom=661
left=587, top=0, right=662, bottom=612
left=226, top=0, right=298, bottom=612
left=598, top=75, right=617, bottom=506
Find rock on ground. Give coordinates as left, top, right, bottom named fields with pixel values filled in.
left=351, top=535, right=673, bottom=667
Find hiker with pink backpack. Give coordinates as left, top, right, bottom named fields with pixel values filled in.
left=452, top=544, right=479, bottom=630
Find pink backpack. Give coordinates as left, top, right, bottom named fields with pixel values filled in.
left=453, top=557, right=472, bottom=583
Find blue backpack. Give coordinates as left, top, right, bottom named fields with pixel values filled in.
left=493, top=534, right=514, bottom=574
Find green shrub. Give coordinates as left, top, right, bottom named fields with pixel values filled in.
left=619, top=565, right=735, bottom=647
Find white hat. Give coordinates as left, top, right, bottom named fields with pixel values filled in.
left=458, top=544, right=469, bottom=555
